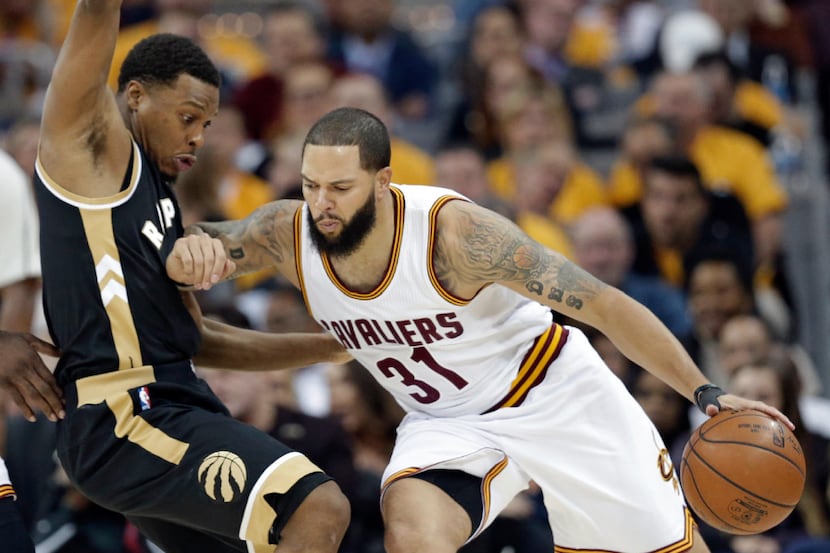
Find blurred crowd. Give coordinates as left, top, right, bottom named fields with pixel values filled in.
left=2, top=0, right=830, bottom=552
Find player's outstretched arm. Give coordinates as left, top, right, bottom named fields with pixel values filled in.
left=434, top=201, right=793, bottom=428
left=178, top=291, right=350, bottom=371
left=197, top=318, right=351, bottom=371
left=39, top=0, right=130, bottom=196
left=169, top=200, right=303, bottom=289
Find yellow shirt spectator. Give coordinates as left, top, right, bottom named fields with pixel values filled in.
left=516, top=211, right=574, bottom=259
left=607, top=126, right=787, bottom=219
left=487, top=158, right=607, bottom=225
left=636, top=81, right=782, bottom=137
left=391, top=138, right=436, bottom=186
left=220, top=172, right=276, bottom=291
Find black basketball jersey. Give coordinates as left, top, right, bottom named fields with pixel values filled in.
left=34, top=140, right=201, bottom=387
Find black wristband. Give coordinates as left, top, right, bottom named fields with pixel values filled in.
left=694, top=384, right=725, bottom=413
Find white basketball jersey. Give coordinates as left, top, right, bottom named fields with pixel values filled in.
left=296, top=184, right=568, bottom=417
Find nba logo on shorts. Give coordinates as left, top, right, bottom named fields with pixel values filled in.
left=138, top=386, right=152, bottom=411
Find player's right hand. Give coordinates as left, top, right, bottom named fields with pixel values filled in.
left=166, top=234, right=236, bottom=290
left=0, top=331, right=63, bottom=422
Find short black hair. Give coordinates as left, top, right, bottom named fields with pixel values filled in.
left=693, top=50, right=742, bottom=84
left=646, top=155, right=706, bottom=196
left=303, top=107, right=391, bottom=172
left=117, top=33, right=221, bottom=93
left=684, top=244, right=755, bottom=298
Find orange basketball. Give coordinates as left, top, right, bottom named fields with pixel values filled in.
left=680, top=409, right=806, bottom=535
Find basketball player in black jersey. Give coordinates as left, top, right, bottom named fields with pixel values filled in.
left=25, top=1, right=351, bottom=552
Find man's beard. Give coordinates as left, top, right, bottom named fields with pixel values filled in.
left=307, top=192, right=377, bottom=258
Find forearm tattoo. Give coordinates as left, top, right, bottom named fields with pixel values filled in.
left=192, top=200, right=299, bottom=278
left=435, top=204, right=605, bottom=310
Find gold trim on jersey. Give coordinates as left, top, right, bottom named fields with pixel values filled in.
left=294, top=206, right=314, bottom=319
left=80, top=208, right=143, bottom=369
left=76, top=366, right=155, bottom=407
left=552, top=508, right=695, bottom=553
left=0, top=484, right=16, bottom=500
left=35, top=140, right=141, bottom=209
left=319, top=187, right=404, bottom=300
left=427, top=195, right=472, bottom=306
left=239, top=453, right=323, bottom=548
left=107, top=392, right=188, bottom=465
left=482, top=324, right=569, bottom=413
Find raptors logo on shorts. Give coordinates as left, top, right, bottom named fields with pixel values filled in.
left=198, top=451, right=247, bottom=502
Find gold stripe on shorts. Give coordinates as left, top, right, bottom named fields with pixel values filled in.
left=239, top=453, right=323, bottom=547
left=0, top=484, right=16, bottom=500
left=107, top=392, right=188, bottom=465
left=475, top=456, right=509, bottom=538
left=483, top=324, right=569, bottom=413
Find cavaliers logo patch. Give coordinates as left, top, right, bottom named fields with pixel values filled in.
left=197, top=451, right=247, bottom=502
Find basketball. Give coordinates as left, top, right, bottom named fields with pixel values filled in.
left=680, top=409, right=806, bottom=535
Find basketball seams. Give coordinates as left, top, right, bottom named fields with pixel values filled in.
left=686, top=440, right=797, bottom=508
left=680, top=457, right=748, bottom=534
left=695, top=435, right=806, bottom=476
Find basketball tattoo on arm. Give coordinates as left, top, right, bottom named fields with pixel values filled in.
left=435, top=202, right=607, bottom=310
left=191, top=200, right=301, bottom=279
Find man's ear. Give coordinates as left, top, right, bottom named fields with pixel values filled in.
left=125, top=81, right=146, bottom=111
left=375, top=166, right=392, bottom=197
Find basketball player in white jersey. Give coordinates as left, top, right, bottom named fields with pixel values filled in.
left=168, top=107, right=793, bottom=553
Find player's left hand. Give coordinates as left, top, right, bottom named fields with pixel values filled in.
left=707, top=393, right=795, bottom=431
left=0, top=331, right=63, bottom=422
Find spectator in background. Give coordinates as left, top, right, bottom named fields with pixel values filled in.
left=330, top=72, right=435, bottom=186
left=444, top=3, right=524, bottom=157
left=434, top=143, right=493, bottom=203
left=262, top=60, right=336, bottom=201
left=607, top=116, right=678, bottom=209
left=716, top=314, right=830, bottom=440
left=194, top=105, right=277, bottom=293
left=630, top=369, right=691, bottom=469
left=471, top=52, right=546, bottom=160
left=325, top=0, right=437, bottom=122
left=614, top=70, right=788, bottom=278
left=520, top=0, right=641, bottom=160
left=233, top=1, right=328, bottom=142
left=697, top=0, right=801, bottom=99
left=0, top=0, right=56, bottom=129
left=204, top=105, right=274, bottom=222
left=682, top=248, right=759, bottom=387
left=487, top=80, right=607, bottom=227
left=718, top=314, right=822, bottom=397
left=107, top=0, right=269, bottom=94
left=570, top=206, right=691, bottom=337
left=627, top=155, right=754, bottom=290
left=510, top=141, right=577, bottom=258
left=693, top=49, right=783, bottom=147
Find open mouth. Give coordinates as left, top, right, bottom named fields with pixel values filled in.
left=174, top=154, right=197, bottom=172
